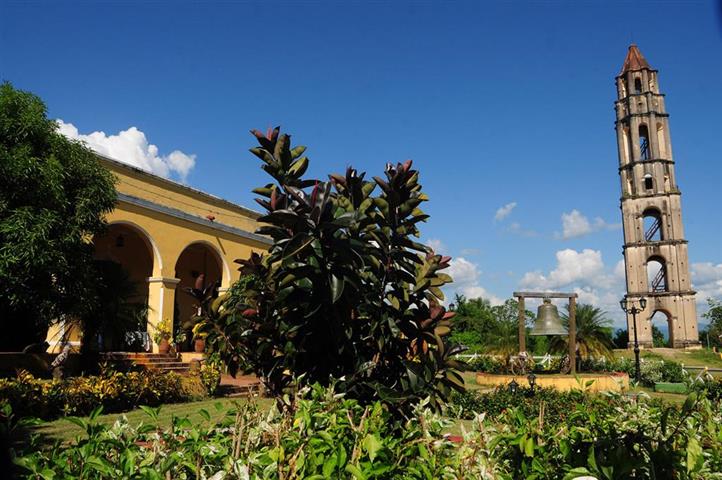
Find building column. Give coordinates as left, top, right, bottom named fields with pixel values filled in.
left=147, top=276, right=180, bottom=352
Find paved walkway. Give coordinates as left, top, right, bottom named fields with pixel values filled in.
left=220, top=373, right=262, bottom=387
left=218, top=374, right=264, bottom=397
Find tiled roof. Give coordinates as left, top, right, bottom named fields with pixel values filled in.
left=620, top=44, right=652, bottom=74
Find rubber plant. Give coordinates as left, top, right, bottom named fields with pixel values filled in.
left=196, top=127, right=466, bottom=415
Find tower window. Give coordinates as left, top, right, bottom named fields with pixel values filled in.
left=643, top=208, right=663, bottom=241
left=634, top=77, right=642, bottom=94
left=643, top=174, right=653, bottom=190
left=647, top=256, right=668, bottom=292
left=639, top=125, right=650, bottom=160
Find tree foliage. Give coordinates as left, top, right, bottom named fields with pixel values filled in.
left=0, top=82, right=116, bottom=349
left=198, top=127, right=465, bottom=415
left=78, top=261, right=148, bottom=353
left=701, top=298, right=722, bottom=348
left=450, top=295, right=539, bottom=355
left=550, top=303, right=615, bottom=360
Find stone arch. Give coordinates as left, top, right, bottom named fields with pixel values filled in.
left=90, top=221, right=159, bottom=350
left=647, top=255, right=668, bottom=293
left=642, top=207, right=663, bottom=241
left=103, top=220, right=163, bottom=276
left=649, top=309, right=674, bottom=347
left=173, top=241, right=227, bottom=350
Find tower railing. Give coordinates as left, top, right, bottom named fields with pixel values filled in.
left=644, top=217, right=661, bottom=241
left=640, top=139, right=650, bottom=160
left=650, top=268, right=666, bottom=292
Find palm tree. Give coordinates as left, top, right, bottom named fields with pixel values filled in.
left=550, top=304, right=615, bottom=360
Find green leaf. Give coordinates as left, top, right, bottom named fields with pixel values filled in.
left=322, top=453, right=337, bottom=477
left=345, top=464, right=367, bottom=479
left=524, top=437, right=534, bottom=457
left=686, top=437, right=702, bottom=473
left=289, top=156, right=309, bottom=177
left=330, top=274, right=344, bottom=303
left=362, top=434, right=383, bottom=462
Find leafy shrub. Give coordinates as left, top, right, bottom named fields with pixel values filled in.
left=690, top=373, right=722, bottom=402
left=659, top=359, right=686, bottom=383
left=578, top=356, right=687, bottom=387
left=449, top=386, right=608, bottom=424
left=198, top=127, right=465, bottom=415
left=199, top=357, right=222, bottom=396
left=15, top=384, right=505, bottom=479
left=0, top=370, right=205, bottom=420
left=466, top=355, right=506, bottom=373
left=13, top=384, right=722, bottom=479
left=448, top=330, right=483, bottom=352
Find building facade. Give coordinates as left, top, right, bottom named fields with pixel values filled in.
left=614, top=45, right=699, bottom=348
left=47, top=156, right=271, bottom=352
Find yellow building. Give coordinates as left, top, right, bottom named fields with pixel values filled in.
left=47, top=156, right=270, bottom=352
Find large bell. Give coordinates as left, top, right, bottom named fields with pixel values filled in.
left=529, top=298, right=568, bottom=336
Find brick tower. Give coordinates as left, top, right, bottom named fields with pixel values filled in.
left=614, top=45, right=699, bottom=348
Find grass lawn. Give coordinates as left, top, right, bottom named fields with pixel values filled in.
left=613, top=348, right=722, bottom=369
left=33, top=396, right=275, bottom=444
left=30, top=371, right=691, bottom=446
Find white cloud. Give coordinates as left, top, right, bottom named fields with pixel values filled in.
left=57, top=120, right=196, bottom=181
left=519, top=248, right=626, bottom=327
left=691, top=262, right=722, bottom=302
left=520, top=248, right=607, bottom=290
left=614, top=259, right=626, bottom=281
left=446, top=257, right=503, bottom=305
left=494, top=202, right=517, bottom=221
left=506, top=222, right=539, bottom=237
left=447, top=257, right=480, bottom=286
left=560, top=210, right=592, bottom=239
left=558, top=209, right=621, bottom=239
left=425, top=238, right=446, bottom=254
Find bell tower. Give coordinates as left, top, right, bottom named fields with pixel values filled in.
left=614, top=45, right=699, bottom=348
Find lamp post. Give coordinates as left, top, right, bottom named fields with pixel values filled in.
left=620, top=296, right=647, bottom=384
left=509, top=379, right=519, bottom=395
left=527, top=373, right=537, bottom=396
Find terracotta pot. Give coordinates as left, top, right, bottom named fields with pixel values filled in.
left=158, top=338, right=171, bottom=354
left=194, top=338, right=206, bottom=353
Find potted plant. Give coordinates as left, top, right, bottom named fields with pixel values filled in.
left=153, top=317, right=172, bottom=354
left=191, top=324, right=207, bottom=352
left=182, top=274, right=220, bottom=354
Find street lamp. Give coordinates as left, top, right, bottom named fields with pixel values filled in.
left=527, top=373, right=537, bottom=396
left=508, top=379, right=519, bottom=394
left=620, top=296, right=647, bottom=383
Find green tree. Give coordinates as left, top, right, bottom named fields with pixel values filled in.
left=486, top=299, right=533, bottom=356
left=613, top=328, right=629, bottom=349
left=652, top=324, right=667, bottom=348
left=78, top=261, right=149, bottom=353
left=550, top=304, right=615, bottom=360
left=701, top=298, right=722, bottom=348
left=449, top=294, right=495, bottom=352
left=0, top=82, right=116, bottom=350
left=198, top=127, right=464, bottom=415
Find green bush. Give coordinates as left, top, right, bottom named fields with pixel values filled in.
left=449, top=386, right=611, bottom=424
left=198, top=128, right=465, bottom=415
left=466, top=355, right=506, bottom=373
left=13, top=384, right=722, bottom=479
left=691, top=374, right=722, bottom=402
left=199, top=357, right=222, bottom=396
left=0, top=370, right=206, bottom=420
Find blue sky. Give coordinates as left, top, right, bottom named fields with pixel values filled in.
left=2, top=0, right=721, bottom=328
